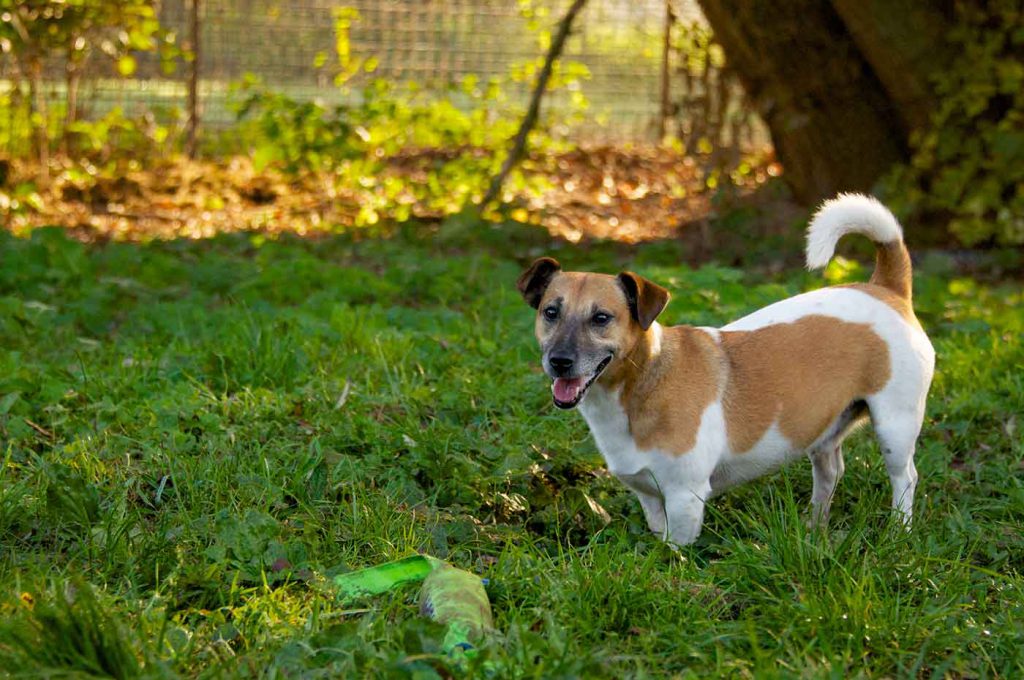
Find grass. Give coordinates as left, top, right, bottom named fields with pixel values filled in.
left=0, top=221, right=1021, bottom=678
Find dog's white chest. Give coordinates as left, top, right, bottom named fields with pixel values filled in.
left=577, top=383, right=792, bottom=498
left=578, top=384, right=717, bottom=497
left=578, top=386, right=632, bottom=466
left=578, top=385, right=657, bottom=492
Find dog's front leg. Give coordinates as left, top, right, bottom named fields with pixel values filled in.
left=634, top=491, right=667, bottom=537
left=663, top=481, right=712, bottom=546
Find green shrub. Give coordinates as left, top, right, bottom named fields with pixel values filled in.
left=884, top=0, right=1024, bottom=246
left=0, top=0, right=183, bottom=160
left=228, top=73, right=575, bottom=224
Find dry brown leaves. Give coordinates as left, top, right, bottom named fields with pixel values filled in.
left=2, top=144, right=780, bottom=244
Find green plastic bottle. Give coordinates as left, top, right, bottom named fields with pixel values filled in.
left=332, top=554, right=441, bottom=602
left=418, top=562, right=493, bottom=654
left=331, top=554, right=493, bottom=661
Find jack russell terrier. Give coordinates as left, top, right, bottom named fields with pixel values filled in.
left=517, top=194, right=935, bottom=545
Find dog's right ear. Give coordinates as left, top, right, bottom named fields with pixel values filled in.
left=517, top=257, right=561, bottom=308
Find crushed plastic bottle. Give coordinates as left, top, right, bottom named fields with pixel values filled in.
left=418, top=562, right=493, bottom=653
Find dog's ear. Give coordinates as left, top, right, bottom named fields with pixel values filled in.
left=618, top=272, right=670, bottom=330
left=517, top=257, right=562, bottom=308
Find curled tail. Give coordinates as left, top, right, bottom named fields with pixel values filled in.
left=806, top=193, right=912, bottom=300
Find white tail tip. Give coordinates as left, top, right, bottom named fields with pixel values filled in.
left=806, top=193, right=903, bottom=270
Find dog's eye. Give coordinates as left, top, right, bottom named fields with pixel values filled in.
left=543, top=306, right=559, bottom=321
left=592, top=312, right=612, bottom=326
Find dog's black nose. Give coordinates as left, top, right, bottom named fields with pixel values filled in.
left=549, top=355, right=574, bottom=375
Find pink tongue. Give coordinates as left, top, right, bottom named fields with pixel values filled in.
left=553, top=377, right=584, bottom=403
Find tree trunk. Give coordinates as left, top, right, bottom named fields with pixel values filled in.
left=697, top=0, right=909, bottom=204
left=677, top=48, right=694, bottom=153
left=830, top=0, right=956, bottom=136
left=6, top=65, right=26, bottom=158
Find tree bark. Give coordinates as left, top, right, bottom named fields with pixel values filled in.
left=480, top=0, right=589, bottom=210
left=697, top=0, right=909, bottom=204
left=830, top=0, right=956, bottom=135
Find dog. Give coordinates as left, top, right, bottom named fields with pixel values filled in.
left=517, top=194, right=935, bottom=545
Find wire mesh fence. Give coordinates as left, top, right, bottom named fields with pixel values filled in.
left=1, top=0, right=730, bottom=156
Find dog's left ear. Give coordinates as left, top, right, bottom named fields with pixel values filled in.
left=618, top=272, right=670, bottom=330
left=517, top=257, right=562, bottom=308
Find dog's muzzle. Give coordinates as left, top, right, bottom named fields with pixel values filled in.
left=550, top=355, right=612, bottom=409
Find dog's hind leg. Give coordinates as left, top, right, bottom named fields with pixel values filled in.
left=807, top=401, right=868, bottom=527
left=874, top=417, right=921, bottom=526
left=868, top=397, right=926, bottom=526
left=808, top=441, right=845, bottom=527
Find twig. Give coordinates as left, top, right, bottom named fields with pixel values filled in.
left=479, top=0, right=590, bottom=211
left=24, top=419, right=53, bottom=439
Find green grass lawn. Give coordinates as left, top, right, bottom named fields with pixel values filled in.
left=1, top=223, right=1022, bottom=678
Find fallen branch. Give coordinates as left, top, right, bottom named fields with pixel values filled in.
left=479, top=0, right=589, bottom=211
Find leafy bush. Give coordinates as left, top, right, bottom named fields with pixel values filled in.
left=0, top=0, right=182, bottom=160
left=230, top=80, right=360, bottom=173
left=67, top=106, right=176, bottom=162
left=230, top=76, right=527, bottom=174
left=214, top=4, right=588, bottom=225
left=229, top=72, right=577, bottom=224
left=883, top=0, right=1024, bottom=246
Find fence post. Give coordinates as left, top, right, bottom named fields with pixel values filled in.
left=658, top=0, right=674, bottom=141
left=186, top=0, right=201, bottom=158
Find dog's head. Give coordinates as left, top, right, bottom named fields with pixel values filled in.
left=517, top=257, right=670, bottom=409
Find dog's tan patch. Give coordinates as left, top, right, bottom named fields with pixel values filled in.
left=720, top=315, right=891, bottom=453
left=601, top=326, right=722, bottom=455
left=870, top=241, right=912, bottom=300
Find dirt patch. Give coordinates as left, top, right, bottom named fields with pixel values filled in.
left=2, top=144, right=783, bottom=248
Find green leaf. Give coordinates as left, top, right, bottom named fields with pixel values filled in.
left=117, top=55, right=137, bottom=77
left=253, top=144, right=280, bottom=171
left=0, top=392, right=20, bottom=415
left=991, top=131, right=1024, bottom=163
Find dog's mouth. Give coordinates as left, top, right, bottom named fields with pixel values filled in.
left=551, top=355, right=612, bottom=409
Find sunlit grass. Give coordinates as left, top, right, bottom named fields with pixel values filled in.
left=0, top=224, right=1021, bottom=677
